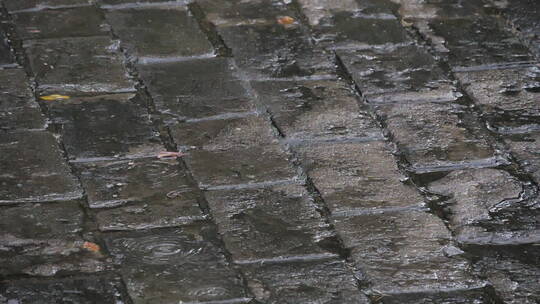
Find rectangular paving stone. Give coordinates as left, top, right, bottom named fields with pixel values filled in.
left=0, top=131, right=82, bottom=203
left=495, top=0, right=540, bottom=58
left=43, top=93, right=161, bottom=160
left=427, top=17, right=533, bottom=67
left=395, top=0, right=486, bottom=20
left=332, top=209, right=488, bottom=300
left=456, top=65, right=540, bottom=133
left=76, top=157, right=203, bottom=230
left=105, top=5, right=213, bottom=59
left=24, top=36, right=134, bottom=94
left=3, top=0, right=93, bottom=12
left=0, top=201, right=107, bottom=277
left=0, top=276, right=127, bottom=304
left=251, top=79, right=382, bottom=140
left=138, top=58, right=252, bottom=121
left=12, top=6, right=108, bottom=40
left=337, top=45, right=456, bottom=99
left=186, top=144, right=296, bottom=188
left=374, top=101, right=496, bottom=172
left=170, top=115, right=278, bottom=150
left=504, top=132, right=540, bottom=184
left=104, top=226, right=250, bottom=304
left=427, top=168, right=536, bottom=246
left=240, top=258, right=369, bottom=304
left=295, top=141, right=423, bottom=214
left=299, top=0, right=399, bottom=27
left=0, top=69, right=46, bottom=131
left=217, top=24, right=335, bottom=79
left=205, top=183, right=336, bottom=262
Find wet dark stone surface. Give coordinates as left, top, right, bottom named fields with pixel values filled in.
left=0, top=32, right=15, bottom=67
left=427, top=17, right=533, bottom=67
left=12, top=6, right=108, bottom=40
left=252, top=79, right=381, bottom=140
left=504, top=132, right=540, bottom=184
left=43, top=93, right=161, bottom=160
left=24, top=36, right=134, bottom=94
left=337, top=45, right=454, bottom=97
left=456, top=65, right=540, bottom=133
left=295, top=141, right=423, bottom=214
left=76, top=157, right=204, bottom=230
left=205, top=183, right=335, bottom=262
left=104, top=226, right=249, bottom=303
left=0, top=276, right=127, bottom=304
left=0, top=69, right=46, bottom=131
left=240, top=258, right=370, bottom=304
left=105, top=5, right=214, bottom=59
left=0, top=201, right=107, bottom=277
left=217, top=24, right=335, bottom=79
left=138, top=58, right=252, bottom=121
left=3, top=0, right=93, bottom=12
left=0, top=131, right=82, bottom=203
left=374, top=101, right=496, bottom=172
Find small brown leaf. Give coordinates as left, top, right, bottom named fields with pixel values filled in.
left=157, top=151, right=184, bottom=159
left=82, top=241, right=101, bottom=253
left=277, top=16, right=295, bottom=25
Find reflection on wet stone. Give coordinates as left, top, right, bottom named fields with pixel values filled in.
left=43, top=93, right=161, bottom=160
left=0, top=276, right=127, bottom=304
left=104, top=226, right=249, bottom=304
left=252, top=79, right=382, bottom=140
left=24, top=36, right=134, bottom=94
left=12, top=6, right=108, bottom=40
left=0, top=201, right=107, bottom=277
left=205, top=183, right=336, bottom=262
left=0, top=131, right=82, bottom=203
left=105, top=5, right=213, bottom=59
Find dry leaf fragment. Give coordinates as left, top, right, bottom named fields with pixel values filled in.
left=82, top=241, right=101, bottom=253
left=277, top=16, right=295, bottom=25
left=157, top=151, right=184, bottom=159
left=40, top=94, right=70, bottom=101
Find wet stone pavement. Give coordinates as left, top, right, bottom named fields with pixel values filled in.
left=0, top=0, right=539, bottom=303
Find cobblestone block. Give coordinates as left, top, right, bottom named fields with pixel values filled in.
left=476, top=256, right=540, bottom=304
left=295, top=142, right=423, bottom=214
left=395, top=0, right=485, bottom=20
left=299, top=0, right=399, bottom=27
left=105, top=5, right=213, bottom=59
left=456, top=65, right=540, bottom=133
left=0, top=201, right=107, bottom=277
left=374, top=101, right=496, bottom=172
left=240, top=258, right=369, bottom=304
left=311, top=12, right=410, bottom=48
left=24, top=37, right=134, bottom=94
left=104, top=226, right=250, bottom=304
left=170, top=115, right=276, bottom=150
left=43, top=93, right=161, bottom=160
left=138, top=58, right=252, bottom=121
left=0, top=69, right=45, bottom=131
left=0, top=131, right=82, bottom=203
left=332, top=209, right=488, bottom=300
left=76, top=157, right=203, bottom=230
left=3, top=0, right=93, bottom=12
left=251, top=79, right=381, bottom=140
left=217, top=24, right=335, bottom=79
left=205, top=183, right=335, bottom=262
left=504, top=132, right=540, bottom=184
left=198, top=0, right=297, bottom=27
left=0, top=276, right=127, bottom=304
left=427, top=17, right=533, bottom=67
left=494, top=0, right=540, bottom=58
left=427, top=169, right=534, bottom=246
left=12, top=6, right=108, bottom=40
left=186, top=144, right=296, bottom=188
left=337, top=45, right=455, bottom=99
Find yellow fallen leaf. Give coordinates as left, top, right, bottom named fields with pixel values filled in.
left=82, top=241, right=101, bottom=253
left=40, top=94, right=70, bottom=101
left=277, top=16, right=295, bottom=25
